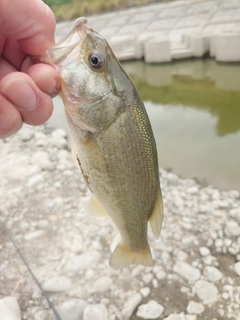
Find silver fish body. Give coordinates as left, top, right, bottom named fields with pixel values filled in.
left=47, top=18, right=163, bottom=268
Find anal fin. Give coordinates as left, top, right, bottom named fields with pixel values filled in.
left=86, top=196, right=109, bottom=217
left=149, top=186, right=164, bottom=238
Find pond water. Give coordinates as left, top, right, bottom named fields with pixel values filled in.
left=49, top=59, right=240, bottom=191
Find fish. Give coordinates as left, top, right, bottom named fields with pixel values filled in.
left=46, top=17, right=164, bottom=268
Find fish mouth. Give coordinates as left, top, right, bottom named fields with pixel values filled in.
left=46, top=17, right=89, bottom=66
left=67, top=90, right=112, bottom=107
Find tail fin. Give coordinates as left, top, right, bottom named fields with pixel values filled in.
left=109, top=243, right=153, bottom=269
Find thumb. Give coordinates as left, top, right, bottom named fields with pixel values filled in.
left=0, top=0, right=56, bottom=56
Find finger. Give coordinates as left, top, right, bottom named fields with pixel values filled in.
left=0, top=95, right=22, bottom=138
left=27, top=64, right=61, bottom=98
left=0, top=72, right=54, bottom=126
left=0, top=57, right=17, bottom=80
left=0, top=0, right=55, bottom=56
left=2, top=39, right=26, bottom=70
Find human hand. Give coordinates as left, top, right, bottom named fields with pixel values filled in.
left=0, top=0, right=61, bottom=138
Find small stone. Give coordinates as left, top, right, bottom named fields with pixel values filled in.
left=156, top=270, right=166, bottom=280
left=203, top=266, right=223, bottom=282
left=143, top=273, right=153, bottom=284
left=42, top=276, right=72, bottom=292
left=140, top=287, right=150, bottom=297
left=56, top=299, right=88, bottom=320
left=83, top=304, right=108, bottom=320
left=122, top=293, right=142, bottom=319
left=21, top=130, right=33, bottom=141
left=34, top=310, right=48, bottom=320
left=173, top=261, right=201, bottom=282
left=194, top=280, right=219, bottom=305
left=52, top=128, right=67, bottom=138
left=234, top=261, right=240, bottom=277
left=199, top=247, right=210, bottom=257
left=131, top=265, right=143, bottom=277
left=187, top=301, right=205, bottom=315
left=93, top=276, right=113, bottom=293
left=28, top=174, right=44, bottom=187
left=31, top=151, right=54, bottom=171
left=230, top=208, right=240, bottom=223
left=215, top=239, right=223, bottom=247
left=225, top=220, right=240, bottom=237
left=0, top=296, right=21, bottom=320
left=136, top=300, right=164, bottom=319
left=65, top=251, right=101, bottom=272
left=24, top=230, right=45, bottom=240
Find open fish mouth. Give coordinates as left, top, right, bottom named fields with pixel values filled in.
left=46, top=17, right=90, bottom=66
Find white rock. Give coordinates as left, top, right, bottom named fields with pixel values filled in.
left=93, top=276, right=113, bottom=292
left=136, top=300, right=164, bottom=319
left=215, top=239, right=223, bottom=247
left=203, top=266, right=223, bottom=282
left=143, top=273, right=153, bottom=284
left=65, top=251, right=101, bottom=272
left=24, top=230, right=45, bottom=240
left=230, top=208, right=240, bottom=223
left=194, top=280, right=219, bottom=305
left=122, top=293, right=142, bottom=319
left=31, top=151, right=54, bottom=171
left=34, top=310, right=48, bottom=320
left=56, top=299, right=88, bottom=320
left=83, top=304, right=108, bottom=320
left=225, top=220, right=240, bottom=237
left=140, top=287, right=150, bottom=297
left=52, top=128, right=67, bottom=138
left=156, top=270, right=167, bottom=280
left=28, top=174, right=44, bottom=187
left=51, top=136, right=68, bottom=149
left=0, top=297, right=21, bottom=320
left=173, top=261, right=201, bottom=282
left=42, top=276, right=72, bottom=292
left=234, top=261, right=240, bottom=277
left=199, top=247, right=210, bottom=257
left=187, top=301, right=205, bottom=314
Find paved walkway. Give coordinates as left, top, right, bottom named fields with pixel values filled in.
left=55, top=0, right=240, bottom=63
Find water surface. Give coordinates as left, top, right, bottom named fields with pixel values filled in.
left=50, top=59, right=240, bottom=191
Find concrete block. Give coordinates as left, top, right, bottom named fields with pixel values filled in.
left=159, top=6, right=188, bottom=18
left=215, top=34, right=240, bottom=62
left=109, top=35, right=137, bottom=61
left=187, top=1, right=217, bottom=14
left=190, top=35, right=209, bottom=57
left=171, top=47, right=193, bottom=60
left=144, top=39, right=172, bottom=63
left=147, top=18, right=178, bottom=31
left=210, top=8, right=240, bottom=24
left=176, top=13, right=209, bottom=28
left=209, top=35, right=217, bottom=57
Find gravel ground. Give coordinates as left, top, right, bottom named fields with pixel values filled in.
left=0, top=124, right=240, bottom=320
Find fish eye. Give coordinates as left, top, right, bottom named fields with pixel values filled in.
left=89, top=52, right=105, bottom=69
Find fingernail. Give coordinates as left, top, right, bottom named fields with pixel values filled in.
left=2, top=78, right=37, bottom=110
left=34, top=72, right=57, bottom=95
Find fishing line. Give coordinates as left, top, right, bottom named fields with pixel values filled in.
left=0, top=221, right=62, bottom=320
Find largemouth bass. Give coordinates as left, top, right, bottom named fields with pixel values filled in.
left=47, top=17, right=163, bottom=268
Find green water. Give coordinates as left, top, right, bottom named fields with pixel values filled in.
left=50, top=59, right=240, bottom=191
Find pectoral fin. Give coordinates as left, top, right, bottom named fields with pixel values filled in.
left=149, top=186, right=164, bottom=238
left=86, top=196, right=109, bottom=217
left=110, top=242, right=153, bottom=268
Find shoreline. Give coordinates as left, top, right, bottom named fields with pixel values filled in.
left=0, top=124, right=240, bottom=320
